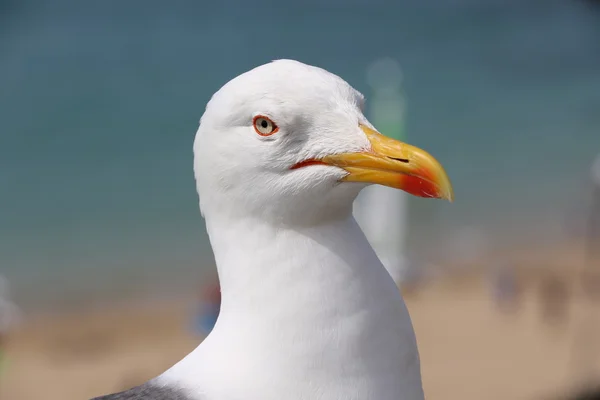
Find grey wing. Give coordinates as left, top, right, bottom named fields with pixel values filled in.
left=91, top=382, right=192, bottom=400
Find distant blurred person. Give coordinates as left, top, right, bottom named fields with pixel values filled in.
left=539, top=275, right=569, bottom=326
left=0, top=275, right=19, bottom=383
left=582, top=154, right=600, bottom=300
left=567, top=157, right=600, bottom=387
left=192, top=276, right=221, bottom=336
left=489, top=262, right=520, bottom=313
left=587, top=154, right=600, bottom=255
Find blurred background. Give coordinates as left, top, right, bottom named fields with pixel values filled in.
left=1, top=0, right=600, bottom=399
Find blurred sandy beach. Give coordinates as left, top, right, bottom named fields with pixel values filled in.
left=3, top=243, right=600, bottom=400
left=2, top=2, right=600, bottom=399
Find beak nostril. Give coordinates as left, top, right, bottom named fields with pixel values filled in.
left=389, top=157, right=409, bottom=163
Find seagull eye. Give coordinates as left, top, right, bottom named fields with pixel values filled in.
left=253, top=115, right=278, bottom=136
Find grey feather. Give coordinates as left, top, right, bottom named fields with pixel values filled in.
left=90, top=382, right=193, bottom=400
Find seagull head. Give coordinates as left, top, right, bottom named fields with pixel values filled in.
left=194, top=60, right=453, bottom=225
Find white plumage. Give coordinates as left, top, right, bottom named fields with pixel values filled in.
left=94, top=59, right=453, bottom=400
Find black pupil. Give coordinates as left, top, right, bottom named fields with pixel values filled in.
left=260, top=120, right=269, bottom=129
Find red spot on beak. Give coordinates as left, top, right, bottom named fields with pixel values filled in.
left=399, top=174, right=440, bottom=198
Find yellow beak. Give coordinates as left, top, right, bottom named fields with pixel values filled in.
left=321, top=125, right=454, bottom=202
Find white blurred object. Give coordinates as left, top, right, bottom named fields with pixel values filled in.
left=355, top=185, right=409, bottom=283
left=355, top=58, right=410, bottom=284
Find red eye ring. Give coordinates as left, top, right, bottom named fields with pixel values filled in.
left=253, top=115, right=279, bottom=136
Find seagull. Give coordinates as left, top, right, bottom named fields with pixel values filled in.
left=93, top=59, right=453, bottom=400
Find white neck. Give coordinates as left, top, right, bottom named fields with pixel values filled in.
left=159, top=212, right=424, bottom=400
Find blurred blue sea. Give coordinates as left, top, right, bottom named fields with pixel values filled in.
left=1, top=0, right=600, bottom=310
